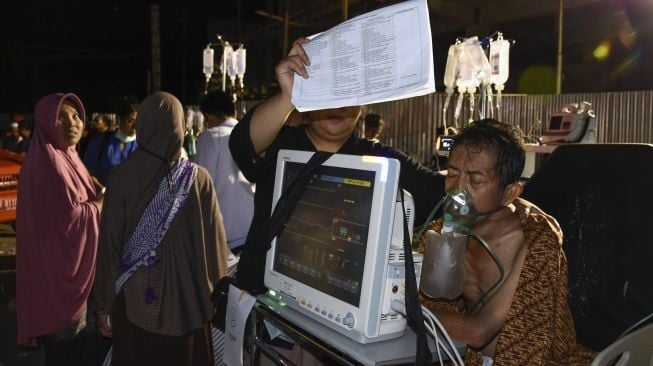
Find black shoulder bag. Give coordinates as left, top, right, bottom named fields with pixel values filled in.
left=212, top=150, right=333, bottom=331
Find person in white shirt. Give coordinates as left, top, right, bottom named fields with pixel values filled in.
left=195, top=90, right=255, bottom=265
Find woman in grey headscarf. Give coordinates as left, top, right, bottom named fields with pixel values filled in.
left=93, top=91, right=228, bottom=365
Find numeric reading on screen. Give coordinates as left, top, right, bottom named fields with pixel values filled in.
left=274, top=162, right=376, bottom=306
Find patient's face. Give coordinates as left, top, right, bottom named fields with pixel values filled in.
left=445, top=143, right=504, bottom=215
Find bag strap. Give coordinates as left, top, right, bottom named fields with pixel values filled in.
left=264, top=152, right=430, bottom=365
left=265, top=150, right=333, bottom=249
left=400, top=188, right=432, bottom=365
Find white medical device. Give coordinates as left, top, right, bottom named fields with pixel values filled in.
left=264, top=150, right=420, bottom=343
left=540, top=102, right=597, bottom=144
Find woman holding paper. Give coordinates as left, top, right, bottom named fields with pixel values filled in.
left=228, top=37, right=445, bottom=293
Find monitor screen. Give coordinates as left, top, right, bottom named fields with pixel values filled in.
left=264, top=150, right=409, bottom=343
left=437, top=135, right=455, bottom=152
left=548, top=115, right=563, bottom=130
left=274, top=162, right=376, bottom=306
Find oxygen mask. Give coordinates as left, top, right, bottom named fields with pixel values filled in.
left=442, top=186, right=477, bottom=232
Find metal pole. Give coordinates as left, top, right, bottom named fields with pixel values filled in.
left=342, top=0, right=349, bottom=21
left=283, top=0, right=289, bottom=56
left=556, top=0, right=563, bottom=94
left=150, top=3, right=161, bottom=92
left=181, top=8, right=188, bottom=100
left=222, top=44, right=227, bottom=92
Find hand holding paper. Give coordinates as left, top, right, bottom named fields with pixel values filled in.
left=275, top=37, right=311, bottom=103
left=291, top=0, right=435, bottom=112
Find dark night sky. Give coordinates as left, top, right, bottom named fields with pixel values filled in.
left=0, top=1, right=263, bottom=114
left=3, top=0, right=653, bottom=120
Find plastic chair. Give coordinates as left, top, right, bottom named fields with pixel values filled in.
left=591, top=323, right=653, bottom=366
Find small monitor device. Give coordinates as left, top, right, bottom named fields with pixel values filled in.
left=539, top=112, right=596, bottom=145
left=264, top=150, right=419, bottom=343
left=435, top=135, right=455, bottom=157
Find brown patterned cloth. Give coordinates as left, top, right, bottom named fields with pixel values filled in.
left=420, top=212, right=597, bottom=365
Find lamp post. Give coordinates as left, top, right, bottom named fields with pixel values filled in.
left=202, top=34, right=246, bottom=97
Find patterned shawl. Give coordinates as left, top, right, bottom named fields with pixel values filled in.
left=114, top=159, right=198, bottom=297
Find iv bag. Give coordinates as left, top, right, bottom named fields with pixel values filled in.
left=227, top=55, right=237, bottom=82
left=443, top=43, right=461, bottom=92
left=462, top=37, right=491, bottom=87
left=222, top=43, right=235, bottom=80
left=203, top=48, right=214, bottom=76
left=490, top=35, right=510, bottom=86
left=235, top=46, right=247, bottom=78
left=455, top=49, right=475, bottom=90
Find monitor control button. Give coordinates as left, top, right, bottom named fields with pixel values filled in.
left=342, top=313, right=355, bottom=328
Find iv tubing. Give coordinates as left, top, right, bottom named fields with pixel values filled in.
left=468, top=88, right=476, bottom=124
left=485, top=84, right=493, bottom=119
left=453, top=91, right=464, bottom=129
left=442, top=92, right=453, bottom=132
left=495, top=84, right=504, bottom=121
left=413, top=195, right=446, bottom=247
left=466, top=228, right=505, bottom=315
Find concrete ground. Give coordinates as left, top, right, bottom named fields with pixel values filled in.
left=0, top=223, right=44, bottom=366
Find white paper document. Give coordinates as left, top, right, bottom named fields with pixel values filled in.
left=291, top=0, right=435, bottom=112
left=223, top=285, right=256, bottom=366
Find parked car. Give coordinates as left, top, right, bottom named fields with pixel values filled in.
left=0, top=149, right=22, bottom=223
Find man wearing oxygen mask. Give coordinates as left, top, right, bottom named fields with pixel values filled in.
left=419, top=119, right=596, bottom=365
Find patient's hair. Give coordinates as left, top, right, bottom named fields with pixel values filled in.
left=452, top=119, right=525, bottom=188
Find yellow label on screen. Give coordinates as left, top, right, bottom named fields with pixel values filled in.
left=344, top=178, right=371, bottom=187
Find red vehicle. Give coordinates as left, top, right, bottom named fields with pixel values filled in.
left=0, top=149, right=22, bottom=223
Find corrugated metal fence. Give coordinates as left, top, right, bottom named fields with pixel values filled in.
left=241, top=90, right=653, bottom=164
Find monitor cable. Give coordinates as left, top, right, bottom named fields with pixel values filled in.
left=466, top=228, right=505, bottom=315
left=390, top=299, right=465, bottom=366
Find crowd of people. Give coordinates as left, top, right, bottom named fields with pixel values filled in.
left=12, top=35, right=597, bottom=366
left=1, top=120, right=32, bottom=154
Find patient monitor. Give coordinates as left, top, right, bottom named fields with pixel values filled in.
left=540, top=102, right=597, bottom=145
left=264, top=149, right=420, bottom=344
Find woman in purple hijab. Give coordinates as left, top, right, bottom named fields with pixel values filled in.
left=16, top=93, right=108, bottom=365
